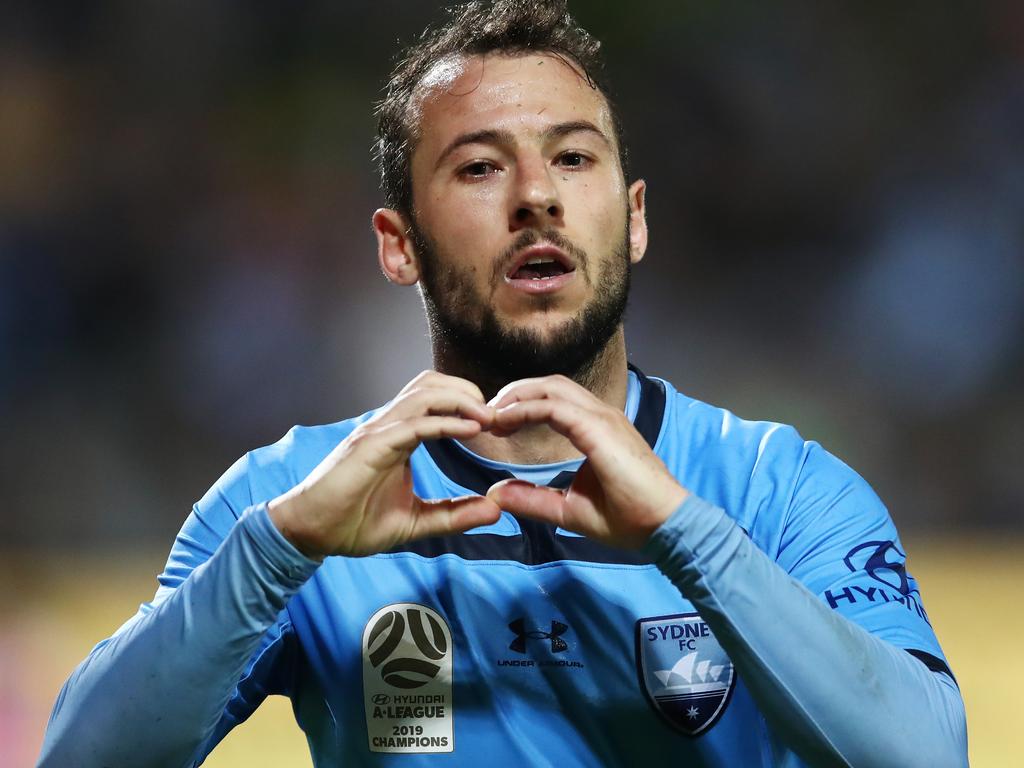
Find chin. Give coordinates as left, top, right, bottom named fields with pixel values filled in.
left=497, top=312, right=580, bottom=340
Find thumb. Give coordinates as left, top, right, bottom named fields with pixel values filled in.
left=408, top=495, right=502, bottom=541
left=487, top=479, right=567, bottom=527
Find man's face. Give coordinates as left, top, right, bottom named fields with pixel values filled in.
left=399, top=52, right=646, bottom=381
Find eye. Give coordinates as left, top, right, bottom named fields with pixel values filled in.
left=459, top=160, right=500, bottom=179
left=556, top=151, right=591, bottom=169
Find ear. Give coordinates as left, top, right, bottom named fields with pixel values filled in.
left=373, top=208, right=420, bottom=285
left=626, top=179, right=648, bottom=265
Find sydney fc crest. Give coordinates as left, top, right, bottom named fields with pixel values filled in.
left=635, top=613, right=735, bottom=736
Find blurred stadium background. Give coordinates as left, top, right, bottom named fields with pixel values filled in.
left=2, top=1, right=1021, bottom=765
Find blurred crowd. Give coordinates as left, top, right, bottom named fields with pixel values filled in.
left=1, top=1, right=1021, bottom=549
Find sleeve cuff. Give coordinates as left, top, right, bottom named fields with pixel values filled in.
left=644, top=492, right=723, bottom=553
left=642, top=494, right=741, bottom=586
left=239, top=502, right=323, bottom=586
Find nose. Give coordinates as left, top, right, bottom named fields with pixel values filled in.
left=510, top=157, right=563, bottom=229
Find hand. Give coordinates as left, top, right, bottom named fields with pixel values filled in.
left=268, top=371, right=501, bottom=558
left=485, top=375, right=689, bottom=550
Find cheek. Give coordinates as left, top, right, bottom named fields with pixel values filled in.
left=427, top=201, right=508, bottom=286
left=575, top=182, right=627, bottom=242
left=420, top=191, right=507, bottom=293
left=425, top=185, right=506, bottom=242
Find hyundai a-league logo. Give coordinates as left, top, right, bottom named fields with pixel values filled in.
left=366, top=605, right=448, bottom=689
left=635, top=613, right=735, bottom=736
left=361, top=603, right=454, bottom=753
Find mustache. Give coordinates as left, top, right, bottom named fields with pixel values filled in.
left=491, top=229, right=589, bottom=283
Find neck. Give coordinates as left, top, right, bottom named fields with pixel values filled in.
left=434, top=329, right=630, bottom=464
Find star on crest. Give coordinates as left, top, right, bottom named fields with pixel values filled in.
left=686, top=705, right=700, bottom=720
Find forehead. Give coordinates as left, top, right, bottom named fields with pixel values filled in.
left=410, top=52, right=614, bottom=156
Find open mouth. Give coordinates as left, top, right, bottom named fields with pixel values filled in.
left=509, top=257, right=574, bottom=281
left=504, top=245, right=576, bottom=284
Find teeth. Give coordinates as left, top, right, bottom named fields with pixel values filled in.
left=525, top=257, right=555, bottom=265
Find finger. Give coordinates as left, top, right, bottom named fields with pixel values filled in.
left=363, top=416, right=484, bottom=467
left=488, top=376, right=554, bottom=408
left=487, top=479, right=567, bottom=527
left=409, top=495, right=502, bottom=540
left=398, top=370, right=487, bottom=403
left=491, top=398, right=604, bottom=454
left=489, top=375, right=601, bottom=411
left=383, top=387, right=494, bottom=426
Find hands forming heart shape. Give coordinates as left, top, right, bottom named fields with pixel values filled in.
left=268, top=371, right=689, bottom=560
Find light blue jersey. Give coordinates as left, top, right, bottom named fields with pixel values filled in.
left=40, top=367, right=966, bottom=767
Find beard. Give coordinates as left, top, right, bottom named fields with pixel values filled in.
left=410, top=217, right=631, bottom=395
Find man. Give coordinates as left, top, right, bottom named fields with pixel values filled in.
left=41, top=1, right=967, bottom=766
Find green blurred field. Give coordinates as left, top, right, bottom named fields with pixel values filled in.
left=5, top=536, right=1019, bottom=766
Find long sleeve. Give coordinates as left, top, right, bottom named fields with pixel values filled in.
left=645, top=495, right=968, bottom=767
left=38, top=503, right=321, bottom=768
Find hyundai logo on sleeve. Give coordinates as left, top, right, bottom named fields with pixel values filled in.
left=822, top=540, right=932, bottom=624
left=843, top=540, right=915, bottom=596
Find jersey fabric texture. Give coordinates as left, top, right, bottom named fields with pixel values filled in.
left=40, top=367, right=965, bottom=767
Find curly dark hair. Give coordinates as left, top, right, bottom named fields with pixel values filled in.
left=375, top=0, right=627, bottom=216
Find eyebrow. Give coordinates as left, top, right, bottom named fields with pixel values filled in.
left=434, top=120, right=612, bottom=170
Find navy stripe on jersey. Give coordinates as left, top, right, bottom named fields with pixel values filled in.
left=907, top=649, right=956, bottom=684
left=384, top=525, right=653, bottom=565
left=385, top=365, right=667, bottom=565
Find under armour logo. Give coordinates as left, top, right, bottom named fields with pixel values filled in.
left=508, top=618, right=569, bottom=654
